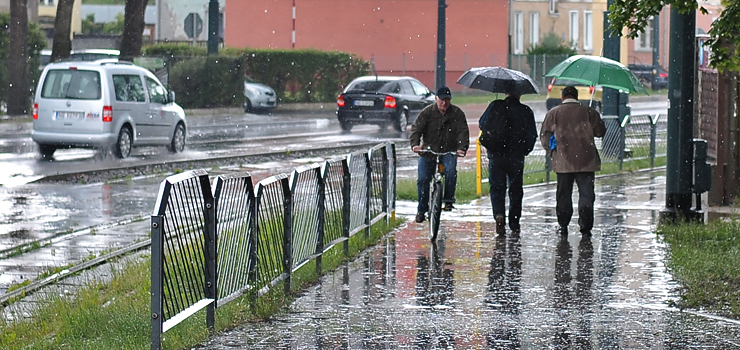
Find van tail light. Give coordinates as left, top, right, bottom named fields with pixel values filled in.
left=102, top=105, right=112, bottom=122
left=384, top=95, right=397, bottom=108
left=33, top=103, right=38, bottom=120
left=659, top=72, right=668, bottom=78
left=590, top=86, right=595, bottom=94
left=337, top=94, right=345, bottom=107
left=548, top=78, right=555, bottom=92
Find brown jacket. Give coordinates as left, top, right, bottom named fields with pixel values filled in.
left=410, top=103, right=470, bottom=159
left=540, top=99, right=606, bottom=173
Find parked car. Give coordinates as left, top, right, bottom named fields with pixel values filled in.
left=32, top=59, right=187, bottom=160
left=244, top=76, right=277, bottom=112
left=336, top=75, right=434, bottom=132
left=628, top=63, right=668, bottom=90
left=546, top=77, right=603, bottom=112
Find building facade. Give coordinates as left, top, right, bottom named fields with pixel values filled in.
left=224, top=0, right=510, bottom=91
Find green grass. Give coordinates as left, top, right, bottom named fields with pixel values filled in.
left=0, top=218, right=402, bottom=350
left=658, top=219, right=740, bottom=318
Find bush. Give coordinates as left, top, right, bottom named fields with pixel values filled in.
left=142, top=44, right=370, bottom=108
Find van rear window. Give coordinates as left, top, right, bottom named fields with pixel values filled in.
left=41, top=69, right=101, bottom=100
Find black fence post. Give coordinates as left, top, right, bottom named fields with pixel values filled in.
left=247, top=176, right=258, bottom=303
left=203, top=195, right=216, bottom=332
left=380, top=147, right=389, bottom=222
left=364, top=153, right=372, bottom=239
left=316, top=165, right=326, bottom=276
left=150, top=215, right=164, bottom=350
left=341, top=159, right=351, bottom=256
left=282, top=177, right=293, bottom=296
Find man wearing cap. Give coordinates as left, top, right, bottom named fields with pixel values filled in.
left=409, top=86, right=470, bottom=223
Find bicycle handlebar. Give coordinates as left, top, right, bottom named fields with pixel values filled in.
left=419, top=149, right=460, bottom=157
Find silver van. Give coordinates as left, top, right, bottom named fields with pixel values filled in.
left=32, top=60, right=186, bottom=160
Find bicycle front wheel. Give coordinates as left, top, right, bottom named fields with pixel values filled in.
left=429, top=180, right=443, bottom=241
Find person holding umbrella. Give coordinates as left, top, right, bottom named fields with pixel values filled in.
left=480, top=85, right=538, bottom=234
left=456, top=66, right=540, bottom=234
left=539, top=86, right=606, bottom=236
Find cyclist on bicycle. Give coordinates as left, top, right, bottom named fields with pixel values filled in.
left=409, top=86, right=470, bottom=223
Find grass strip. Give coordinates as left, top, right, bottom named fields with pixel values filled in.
left=657, top=220, right=740, bottom=318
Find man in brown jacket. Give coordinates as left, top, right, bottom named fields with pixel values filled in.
left=409, top=86, right=470, bottom=223
left=540, top=86, right=606, bottom=235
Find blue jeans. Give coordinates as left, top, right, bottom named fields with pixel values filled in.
left=488, top=154, right=525, bottom=230
left=417, top=154, right=458, bottom=213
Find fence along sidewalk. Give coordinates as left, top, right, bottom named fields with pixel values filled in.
left=149, top=142, right=397, bottom=350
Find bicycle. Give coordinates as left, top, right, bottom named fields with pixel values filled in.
left=421, top=150, right=458, bottom=242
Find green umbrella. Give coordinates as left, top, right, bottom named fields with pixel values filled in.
left=545, top=55, right=649, bottom=94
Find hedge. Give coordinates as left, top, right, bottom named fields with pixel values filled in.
left=141, top=44, right=370, bottom=108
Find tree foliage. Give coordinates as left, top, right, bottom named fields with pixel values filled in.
left=608, top=0, right=739, bottom=72
left=526, top=32, right=577, bottom=56
left=82, top=13, right=125, bottom=35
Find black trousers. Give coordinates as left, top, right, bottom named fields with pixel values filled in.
left=555, top=172, right=595, bottom=231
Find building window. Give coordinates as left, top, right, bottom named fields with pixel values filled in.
left=635, top=18, right=654, bottom=51
left=583, top=11, right=593, bottom=51
left=569, top=11, right=579, bottom=50
left=39, top=0, right=54, bottom=5
left=514, top=11, right=524, bottom=54
left=530, top=12, right=540, bottom=47
left=550, top=0, right=557, bottom=14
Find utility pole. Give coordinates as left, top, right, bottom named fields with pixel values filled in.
left=662, top=7, right=700, bottom=221
left=435, top=0, right=447, bottom=90
left=207, top=0, right=219, bottom=54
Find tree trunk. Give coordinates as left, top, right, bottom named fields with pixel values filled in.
left=51, top=0, right=75, bottom=62
left=120, top=0, right=149, bottom=61
left=8, top=0, right=29, bottom=116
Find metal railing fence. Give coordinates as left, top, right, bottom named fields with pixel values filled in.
left=150, top=142, right=396, bottom=350
left=476, top=114, right=668, bottom=193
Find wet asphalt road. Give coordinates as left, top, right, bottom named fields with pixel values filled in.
left=195, top=170, right=740, bottom=349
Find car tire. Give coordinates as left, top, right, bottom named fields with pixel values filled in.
left=244, top=98, right=252, bottom=113
left=114, top=126, right=132, bottom=159
left=393, top=110, right=408, bottom=132
left=168, top=123, right=186, bottom=153
left=339, top=118, right=353, bottom=133
left=39, top=144, right=56, bottom=161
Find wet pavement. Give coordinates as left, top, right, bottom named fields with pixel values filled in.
left=195, top=170, right=740, bottom=349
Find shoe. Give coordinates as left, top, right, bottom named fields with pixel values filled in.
left=509, top=220, right=520, bottom=233
left=557, top=226, right=568, bottom=236
left=443, top=203, right=455, bottom=211
left=415, top=212, right=426, bottom=223
left=495, top=215, right=506, bottom=235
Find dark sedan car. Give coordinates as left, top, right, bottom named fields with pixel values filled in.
left=628, top=64, right=668, bottom=90
left=336, top=76, right=434, bottom=132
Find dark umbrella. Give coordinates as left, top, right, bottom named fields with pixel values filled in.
left=457, top=66, right=540, bottom=95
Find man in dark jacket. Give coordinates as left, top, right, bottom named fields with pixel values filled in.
left=539, top=86, right=606, bottom=236
left=481, top=90, right=537, bottom=234
left=409, top=86, right=470, bottom=223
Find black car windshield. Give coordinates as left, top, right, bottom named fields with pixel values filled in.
left=346, top=80, right=393, bottom=93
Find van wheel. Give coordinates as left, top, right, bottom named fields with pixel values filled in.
left=114, top=126, right=132, bottom=159
left=168, top=123, right=186, bottom=153
left=39, top=144, right=56, bottom=161
left=244, top=98, right=252, bottom=113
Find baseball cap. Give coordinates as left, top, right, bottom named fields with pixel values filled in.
left=436, top=86, right=452, bottom=99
